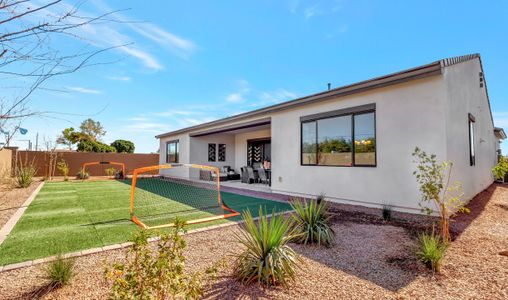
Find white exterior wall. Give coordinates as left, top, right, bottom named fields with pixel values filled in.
left=271, top=77, right=448, bottom=213
left=189, top=134, right=236, bottom=168
left=443, top=59, right=496, bottom=200
left=234, top=128, right=271, bottom=171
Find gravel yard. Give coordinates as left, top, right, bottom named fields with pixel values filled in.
left=0, top=181, right=40, bottom=229
left=0, top=183, right=507, bottom=299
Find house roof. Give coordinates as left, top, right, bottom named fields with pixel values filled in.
left=495, top=127, right=507, bottom=140
left=156, top=54, right=484, bottom=139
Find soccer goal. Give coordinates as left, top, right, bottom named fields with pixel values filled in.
left=82, top=161, right=126, bottom=179
left=129, top=164, right=240, bottom=229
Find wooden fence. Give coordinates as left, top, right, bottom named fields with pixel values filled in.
left=13, top=150, right=159, bottom=177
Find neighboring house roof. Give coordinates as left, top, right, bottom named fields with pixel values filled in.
left=156, top=54, right=487, bottom=139
left=494, top=127, right=507, bottom=140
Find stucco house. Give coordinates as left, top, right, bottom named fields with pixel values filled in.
left=156, top=54, right=504, bottom=214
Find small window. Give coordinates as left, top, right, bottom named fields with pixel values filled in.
left=469, top=114, right=475, bottom=166
left=218, top=144, right=226, bottom=162
left=317, top=115, right=352, bottom=166
left=208, top=143, right=216, bottom=162
left=166, top=140, right=179, bottom=163
left=354, top=112, right=376, bottom=166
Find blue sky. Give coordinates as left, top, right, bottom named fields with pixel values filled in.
left=5, top=0, right=508, bottom=153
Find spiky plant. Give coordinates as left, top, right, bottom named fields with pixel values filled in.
left=290, top=197, right=335, bottom=247
left=233, top=209, right=300, bottom=286
left=45, top=255, right=75, bottom=287
left=415, top=230, right=448, bottom=273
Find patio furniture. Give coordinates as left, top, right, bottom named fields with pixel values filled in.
left=257, top=168, right=269, bottom=184
left=222, top=166, right=241, bottom=180
left=247, top=166, right=259, bottom=184
left=241, top=167, right=249, bottom=183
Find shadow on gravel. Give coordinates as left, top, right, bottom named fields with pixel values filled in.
left=11, top=283, right=56, bottom=300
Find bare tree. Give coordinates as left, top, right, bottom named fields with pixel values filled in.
left=0, top=0, right=126, bottom=149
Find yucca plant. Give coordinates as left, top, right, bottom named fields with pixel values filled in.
left=290, top=197, right=335, bottom=247
left=233, top=208, right=300, bottom=287
left=415, top=230, right=448, bottom=273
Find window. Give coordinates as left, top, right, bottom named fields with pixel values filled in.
left=218, top=144, right=226, bottom=162
left=469, top=113, right=475, bottom=166
left=208, top=143, right=216, bottom=162
left=166, top=140, right=179, bottom=163
left=301, top=122, right=317, bottom=164
left=301, top=104, right=376, bottom=167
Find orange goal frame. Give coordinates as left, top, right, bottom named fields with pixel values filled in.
left=129, top=164, right=240, bottom=230
left=82, top=161, right=126, bottom=179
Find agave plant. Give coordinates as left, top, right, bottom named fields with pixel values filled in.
left=233, top=208, right=300, bottom=286
left=290, top=196, right=335, bottom=247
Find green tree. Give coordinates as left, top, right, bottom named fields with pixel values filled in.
left=77, top=140, right=116, bottom=153
left=111, top=139, right=135, bottom=153
left=57, top=127, right=81, bottom=150
left=79, top=118, right=106, bottom=141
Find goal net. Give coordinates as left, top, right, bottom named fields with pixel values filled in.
left=82, top=161, right=126, bottom=179
left=130, top=164, right=239, bottom=229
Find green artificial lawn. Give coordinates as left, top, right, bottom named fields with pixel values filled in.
left=0, top=180, right=292, bottom=265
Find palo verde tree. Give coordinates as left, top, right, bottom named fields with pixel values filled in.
left=412, top=147, right=469, bottom=242
left=0, top=0, right=124, bottom=149
left=79, top=118, right=106, bottom=142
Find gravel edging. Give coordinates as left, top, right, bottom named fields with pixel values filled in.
left=0, top=209, right=294, bottom=273
left=0, top=181, right=44, bottom=247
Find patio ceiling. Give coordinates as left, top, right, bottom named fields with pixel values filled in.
left=189, top=117, right=271, bottom=137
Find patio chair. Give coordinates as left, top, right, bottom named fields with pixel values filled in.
left=241, top=167, right=250, bottom=183
left=247, top=166, right=259, bottom=184
left=257, top=168, right=268, bottom=184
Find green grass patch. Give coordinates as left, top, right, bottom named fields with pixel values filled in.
left=0, top=180, right=291, bottom=265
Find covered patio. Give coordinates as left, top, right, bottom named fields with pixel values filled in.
left=188, top=117, right=273, bottom=190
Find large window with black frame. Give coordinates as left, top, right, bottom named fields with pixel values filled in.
left=166, top=140, right=179, bottom=163
left=301, top=105, right=376, bottom=167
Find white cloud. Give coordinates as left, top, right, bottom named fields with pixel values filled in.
left=120, top=46, right=163, bottom=71
left=226, top=93, right=246, bottom=103
left=107, top=76, right=132, bottom=81
left=259, top=89, right=297, bottom=104
left=128, top=23, right=197, bottom=58
left=66, top=86, right=102, bottom=94
left=304, top=5, right=322, bottom=19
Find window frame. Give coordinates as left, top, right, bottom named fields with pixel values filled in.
left=218, top=143, right=226, bottom=162
left=300, top=104, right=376, bottom=167
left=166, top=140, right=179, bottom=163
left=468, top=113, right=476, bottom=166
left=208, top=143, right=216, bottom=162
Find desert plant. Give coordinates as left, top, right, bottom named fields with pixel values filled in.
left=233, top=208, right=300, bottom=286
left=290, top=197, right=335, bottom=247
left=15, top=157, right=37, bottom=188
left=105, top=167, right=116, bottom=177
left=56, top=159, right=70, bottom=181
left=44, top=255, right=75, bottom=287
left=415, top=230, right=447, bottom=273
left=105, top=219, right=220, bottom=299
left=492, top=156, right=508, bottom=182
left=382, top=204, right=393, bottom=221
left=412, top=147, right=469, bottom=242
left=76, top=169, right=89, bottom=180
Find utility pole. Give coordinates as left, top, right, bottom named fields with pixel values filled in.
left=35, top=133, right=39, bottom=151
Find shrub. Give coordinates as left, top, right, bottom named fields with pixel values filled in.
left=76, top=169, right=89, bottom=180
left=415, top=230, right=447, bottom=273
left=111, top=139, right=135, bottom=153
left=77, top=140, right=116, bottom=153
left=105, top=167, right=116, bottom=177
left=382, top=205, right=393, bottom=221
left=492, top=156, right=508, bottom=181
left=105, top=219, right=219, bottom=299
left=56, top=159, right=70, bottom=181
left=44, top=255, right=75, bottom=287
left=412, top=147, right=469, bottom=242
left=233, top=208, right=300, bottom=286
left=15, top=158, right=37, bottom=188
left=290, top=197, right=335, bottom=247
